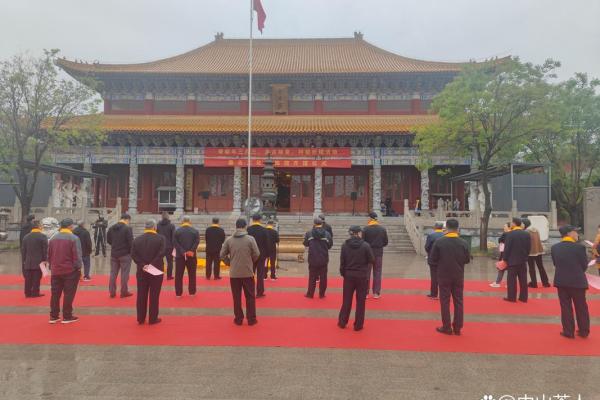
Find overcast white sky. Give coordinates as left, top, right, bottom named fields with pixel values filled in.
left=1, top=0, right=599, bottom=81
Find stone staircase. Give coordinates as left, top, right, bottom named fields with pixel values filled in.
left=127, top=213, right=415, bottom=254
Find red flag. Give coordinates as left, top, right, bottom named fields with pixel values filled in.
left=253, top=0, right=266, bottom=33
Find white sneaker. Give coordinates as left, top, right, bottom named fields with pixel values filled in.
left=373, top=294, right=381, bottom=299
left=489, top=282, right=501, bottom=288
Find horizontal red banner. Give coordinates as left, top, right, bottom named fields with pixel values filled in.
left=204, top=147, right=351, bottom=158
left=204, top=158, right=351, bottom=168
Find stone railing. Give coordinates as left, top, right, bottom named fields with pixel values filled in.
left=403, top=199, right=426, bottom=256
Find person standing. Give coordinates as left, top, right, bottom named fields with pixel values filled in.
left=220, top=218, right=260, bottom=326
left=303, top=217, right=333, bottom=298
left=318, top=214, right=333, bottom=241
left=132, top=219, right=166, bottom=325
left=73, top=220, right=93, bottom=281
left=92, top=215, right=108, bottom=257
left=48, top=218, right=82, bottom=324
left=502, top=217, right=531, bottom=303
left=338, top=225, right=374, bottom=331
left=424, top=222, right=445, bottom=299
left=593, top=224, right=600, bottom=275
left=19, top=214, right=36, bottom=247
left=551, top=225, right=590, bottom=339
left=247, top=214, right=269, bottom=297
left=173, top=216, right=200, bottom=297
left=156, top=212, right=176, bottom=280
left=429, top=219, right=471, bottom=335
left=265, top=220, right=280, bottom=280
left=107, top=213, right=134, bottom=299
left=362, top=212, right=388, bottom=299
left=21, top=220, right=48, bottom=298
left=205, top=217, right=226, bottom=280
left=522, top=218, right=550, bottom=288
left=490, top=223, right=511, bottom=288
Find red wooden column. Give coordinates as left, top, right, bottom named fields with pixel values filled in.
left=103, top=98, right=112, bottom=114
left=240, top=94, right=249, bottom=115
left=314, top=93, right=323, bottom=114
left=368, top=93, right=377, bottom=115
left=186, top=94, right=197, bottom=114
left=410, top=92, right=422, bottom=114
left=143, top=93, right=154, bottom=115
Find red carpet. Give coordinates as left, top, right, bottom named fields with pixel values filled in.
left=3, top=289, right=598, bottom=317
left=0, top=314, right=596, bottom=356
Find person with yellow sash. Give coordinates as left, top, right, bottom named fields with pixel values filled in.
left=205, top=217, right=226, bottom=280
left=173, top=216, right=200, bottom=297
left=362, top=212, right=388, bottom=299
left=247, top=214, right=269, bottom=297
left=21, top=219, right=48, bottom=298
left=502, top=217, right=531, bottom=303
left=550, top=225, right=590, bottom=339
left=424, top=222, right=445, bottom=299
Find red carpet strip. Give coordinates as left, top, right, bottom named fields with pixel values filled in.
left=2, top=289, right=598, bottom=317
left=0, top=314, right=596, bottom=356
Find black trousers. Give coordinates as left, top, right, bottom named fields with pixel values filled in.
left=528, top=255, right=549, bottom=286
left=268, top=252, right=277, bottom=278
left=230, top=277, right=256, bottom=323
left=307, top=264, right=328, bottom=297
left=24, top=269, right=42, bottom=297
left=50, top=269, right=80, bottom=319
left=253, top=256, right=266, bottom=296
left=506, top=263, right=528, bottom=302
left=94, top=236, right=106, bottom=256
left=338, top=276, right=368, bottom=329
left=136, top=270, right=163, bottom=324
left=205, top=252, right=221, bottom=279
left=557, top=287, right=590, bottom=337
left=428, top=265, right=438, bottom=297
left=439, top=279, right=464, bottom=331
left=164, top=250, right=174, bottom=279
left=175, top=256, right=197, bottom=296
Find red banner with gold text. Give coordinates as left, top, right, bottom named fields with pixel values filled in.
left=204, top=147, right=351, bottom=168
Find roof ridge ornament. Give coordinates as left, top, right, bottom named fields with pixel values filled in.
left=354, top=31, right=364, bottom=40
left=215, top=32, right=224, bottom=41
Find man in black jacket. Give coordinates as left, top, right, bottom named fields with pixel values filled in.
left=205, top=217, right=226, bottom=280
left=265, top=220, right=280, bottom=280
left=303, top=217, right=333, bottom=298
left=107, top=213, right=134, bottom=299
left=424, top=222, right=445, bottom=299
left=173, top=216, right=200, bottom=297
left=21, top=220, right=48, bottom=298
left=247, top=214, right=269, bottom=297
left=338, top=225, right=374, bottom=331
left=92, top=215, right=108, bottom=257
left=19, top=214, right=36, bottom=248
left=156, top=212, right=176, bottom=280
left=131, top=219, right=166, bottom=325
left=429, top=219, right=471, bottom=335
left=551, top=225, right=590, bottom=338
left=318, top=214, right=333, bottom=241
left=363, top=212, right=388, bottom=299
left=502, top=217, right=531, bottom=303
left=73, top=221, right=93, bottom=281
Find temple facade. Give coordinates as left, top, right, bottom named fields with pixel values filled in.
left=56, top=33, right=471, bottom=216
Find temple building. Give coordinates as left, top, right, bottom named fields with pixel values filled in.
left=55, top=32, right=472, bottom=216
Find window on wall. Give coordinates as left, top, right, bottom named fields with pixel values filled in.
left=152, top=169, right=176, bottom=199
left=208, top=175, right=233, bottom=197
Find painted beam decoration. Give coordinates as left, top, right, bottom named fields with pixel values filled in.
left=204, top=147, right=352, bottom=168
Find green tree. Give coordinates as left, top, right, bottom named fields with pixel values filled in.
left=526, top=74, right=600, bottom=227
left=416, top=57, right=558, bottom=250
left=0, top=50, right=102, bottom=223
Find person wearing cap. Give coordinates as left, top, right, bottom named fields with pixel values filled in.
left=551, top=225, right=590, bottom=339
left=247, top=214, right=269, bottom=297
left=220, top=218, right=260, bottom=326
left=173, top=216, right=200, bottom=297
left=424, top=222, right=445, bottom=299
left=21, top=219, right=48, bottom=298
left=523, top=218, right=550, bottom=288
left=132, top=219, right=166, bottom=325
left=265, top=220, right=280, bottom=280
left=205, top=217, right=226, bottom=280
left=362, top=212, right=388, bottom=299
left=502, top=217, right=531, bottom=303
left=73, top=220, right=93, bottom=281
left=157, top=212, right=176, bottom=280
left=429, top=219, right=471, bottom=335
left=303, top=217, right=333, bottom=298
left=107, top=213, right=134, bottom=298
left=318, top=214, right=333, bottom=241
left=48, top=218, right=83, bottom=324
left=338, top=225, right=374, bottom=331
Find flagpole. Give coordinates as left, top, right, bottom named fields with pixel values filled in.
left=247, top=0, right=254, bottom=216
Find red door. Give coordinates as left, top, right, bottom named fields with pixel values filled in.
left=323, top=168, right=369, bottom=213
left=290, top=172, right=313, bottom=213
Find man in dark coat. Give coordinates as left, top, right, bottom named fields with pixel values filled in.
left=265, top=220, right=280, bottom=280
left=502, top=217, right=531, bottom=303
left=424, top=222, right=445, bottom=299
left=132, top=219, right=166, bottom=325
left=156, top=212, right=176, bottom=280
left=247, top=214, right=269, bottom=297
left=362, top=212, right=388, bottom=299
left=303, top=217, right=333, bottom=298
left=107, top=213, right=134, bottom=298
left=21, top=220, right=48, bottom=298
left=429, top=219, right=471, bottom=335
left=551, top=225, right=590, bottom=339
left=318, top=214, right=333, bottom=241
left=92, top=215, right=108, bottom=257
left=338, top=225, right=374, bottom=331
left=173, top=216, right=200, bottom=297
left=205, top=217, right=226, bottom=280
left=19, top=214, right=36, bottom=248
left=73, top=220, right=93, bottom=281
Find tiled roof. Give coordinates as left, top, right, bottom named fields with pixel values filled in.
left=66, top=114, right=439, bottom=135
left=57, top=37, right=470, bottom=75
